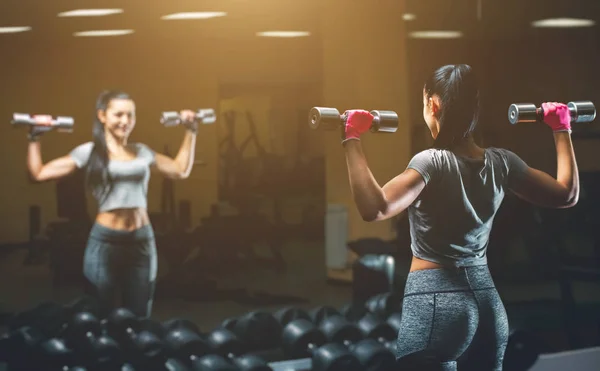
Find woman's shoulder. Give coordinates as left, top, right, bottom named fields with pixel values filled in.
left=131, top=142, right=156, bottom=161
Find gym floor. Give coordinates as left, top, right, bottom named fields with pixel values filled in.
left=1, top=237, right=600, bottom=351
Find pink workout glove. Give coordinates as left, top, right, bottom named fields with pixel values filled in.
left=342, top=110, right=374, bottom=144
left=541, top=102, right=571, bottom=133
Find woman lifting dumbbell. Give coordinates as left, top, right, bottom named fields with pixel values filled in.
left=341, top=64, right=580, bottom=370
left=25, top=90, right=199, bottom=319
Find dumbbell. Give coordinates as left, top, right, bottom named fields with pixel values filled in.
left=274, top=307, right=312, bottom=329
left=219, top=310, right=282, bottom=352
left=309, top=305, right=344, bottom=326
left=308, top=107, right=398, bottom=133
left=11, top=112, right=74, bottom=132
left=162, top=325, right=211, bottom=369
left=282, top=318, right=391, bottom=371
left=340, top=303, right=369, bottom=323
left=103, top=308, right=167, bottom=368
left=364, top=292, right=402, bottom=320
left=0, top=297, right=100, bottom=369
left=320, top=313, right=397, bottom=370
left=205, top=327, right=273, bottom=370
left=161, top=108, right=216, bottom=126
left=61, top=311, right=125, bottom=371
left=508, top=100, right=596, bottom=125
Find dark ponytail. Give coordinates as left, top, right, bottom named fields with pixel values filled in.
left=87, top=90, right=131, bottom=201
left=424, top=64, right=480, bottom=150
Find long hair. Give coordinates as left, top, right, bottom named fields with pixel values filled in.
left=87, top=90, right=131, bottom=201
left=424, top=64, right=480, bottom=150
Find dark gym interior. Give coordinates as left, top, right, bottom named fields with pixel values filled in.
left=1, top=0, right=600, bottom=370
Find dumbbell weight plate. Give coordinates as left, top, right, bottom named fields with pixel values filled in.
left=163, top=318, right=202, bottom=336
left=37, top=338, right=76, bottom=369
left=312, top=342, right=363, bottom=371
left=310, top=306, right=341, bottom=325
left=206, top=328, right=246, bottom=358
left=508, top=103, right=538, bottom=125
left=281, top=319, right=327, bottom=359
left=357, top=313, right=397, bottom=343
left=130, top=331, right=167, bottom=367
left=221, top=317, right=237, bottom=332
left=370, top=110, right=398, bottom=133
left=233, top=354, right=274, bottom=371
left=192, top=354, right=238, bottom=371
left=365, top=293, right=402, bottom=319
left=89, top=335, right=124, bottom=370
left=164, top=328, right=211, bottom=361
left=198, top=108, right=217, bottom=124
left=233, top=311, right=281, bottom=351
left=339, top=303, right=368, bottom=323
left=386, top=312, right=403, bottom=333
left=568, top=101, right=596, bottom=123
left=349, top=338, right=396, bottom=371
left=319, top=316, right=363, bottom=345
left=274, top=307, right=311, bottom=329
left=308, top=107, right=342, bottom=130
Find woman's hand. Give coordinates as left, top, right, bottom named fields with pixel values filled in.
left=541, top=102, right=571, bottom=133
left=179, top=109, right=198, bottom=133
left=342, top=110, right=374, bottom=144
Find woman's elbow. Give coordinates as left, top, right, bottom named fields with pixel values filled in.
left=28, top=170, right=45, bottom=183
left=555, top=188, right=579, bottom=209
left=558, top=194, right=579, bottom=208
left=174, top=168, right=192, bottom=180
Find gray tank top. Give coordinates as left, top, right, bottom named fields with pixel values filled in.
left=69, top=142, right=155, bottom=212
left=406, top=147, right=528, bottom=267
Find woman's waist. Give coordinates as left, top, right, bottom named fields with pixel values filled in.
left=95, top=208, right=151, bottom=232
left=404, top=262, right=495, bottom=295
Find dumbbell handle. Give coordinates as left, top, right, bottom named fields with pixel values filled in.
left=11, top=113, right=74, bottom=131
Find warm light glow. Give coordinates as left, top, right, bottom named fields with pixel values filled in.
left=58, top=9, right=123, bottom=17
left=531, top=18, right=596, bottom=28
left=403, top=13, right=416, bottom=21
left=74, top=30, right=134, bottom=37
left=256, top=31, right=311, bottom=38
left=409, top=30, right=463, bottom=39
left=0, top=26, right=31, bottom=33
left=161, top=12, right=227, bottom=20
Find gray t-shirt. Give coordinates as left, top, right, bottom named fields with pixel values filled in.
left=406, top=147, right=528, bottom=267
left=70, top=142, right=156, bottom=212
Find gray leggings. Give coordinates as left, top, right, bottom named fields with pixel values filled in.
left=394, top=265, right=509, bottom=371
left=83, top=223, right=157, bottom=318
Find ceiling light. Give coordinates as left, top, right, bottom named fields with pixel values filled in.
left=161, top=12, right=227, bottom=20
left=74, top=30, right=134, bottom=37
left=409, top=30, right=463, bottom=39
left=256, top=31, right=311, bottom=38
left=0, top=26, right=32, bottom=33
left=58, top=9, right=123, bottom=17
left=403, top=13, right=416, bottom=21
left=531, top=18, right=595, bottom=28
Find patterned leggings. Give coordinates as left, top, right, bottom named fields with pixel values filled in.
left=394, top=265, right=509, bottom=371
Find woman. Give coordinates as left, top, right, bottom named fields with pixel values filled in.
left=27, top=90, right=198, bottom=318
left=342, top=64, right=578, bottom=370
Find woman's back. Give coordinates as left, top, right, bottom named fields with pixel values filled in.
left=407, top=147, right=528, bottom=267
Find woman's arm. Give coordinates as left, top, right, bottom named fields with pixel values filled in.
left=509, top=132, right=579, bottom=208
left=345, top=140, right=426, bottom=222
left=28, top=141, right=78, bottom=182
left=154, top=129, right=197, bottom=180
